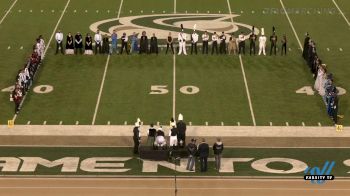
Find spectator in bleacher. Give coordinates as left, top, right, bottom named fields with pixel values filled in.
left=111, top=30, right=118, bottom=54
left=186, top=138, right=197, bottom=171
left=94, top=30, right=102, bottom=54
left=150, top=33, right=158, bottom=54
left=84, top=33, right=93, bottom=55
left=213, top=138, right=224, bottom=171
left=176, top=113, right=186, bottom=147
left=198, top=138, right=209, bottom=172
left=55, top=30, right=64, bottom=54
left=74, top=32, right=83, bottom=54
left=147, top=123, right=157, bottom=146
left=65, top=32, right=74, bottom=55
left=102, top=34, right=110, bottom=54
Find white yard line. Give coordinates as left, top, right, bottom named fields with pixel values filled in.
left=332, top=0, right=350, bottom=26
left=12, top=0, right=71, bottom=122
left=226, top=0, right=256, bottom=126
left=0, top=0, right=18, bottom=25
left=279, top=0, right=303, bottom=49
left=174, top=0, right=176, bottom=13
left=91, top=0, right=124, bottom=125
left=172, top=54, right=176, bottom=119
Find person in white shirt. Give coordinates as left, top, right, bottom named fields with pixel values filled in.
left=178, top=30, right=187, bottom=55
left=258, top=28, right=267, bottom=56
left=55, top=30, right=64, bottom=54
left=94, top=30, right=102, bottom=54
left=211, top=32, right=218, bottom=54
left=191, top=31, right=199, bottom=54
left=202, top=31, right=209, bottom=54
left=38, top=35, right=45, bottom=59
left=238, top=32, right=246, bottom=55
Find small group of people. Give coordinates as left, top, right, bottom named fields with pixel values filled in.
left=11, top=36, right=45, bottom=114
left=303, top=33, right=341, bottom=124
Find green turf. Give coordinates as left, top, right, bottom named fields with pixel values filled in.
left=0, top=147, right=349, bottom=177
left=0, top=0, right=348, bottom=126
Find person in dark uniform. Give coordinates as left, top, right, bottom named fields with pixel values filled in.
left=65, top=32, right=74, bottom=55
left=202, top=31, right=209, bottom=54
left=120, top=32, right=129, bottom=54
left=211, top=32, right=218, bottom=55
left=74, top=32, right=83, bottom=54
left=169, top=125, right=178, bottom=148
left=249, top=32, right=257, bottom=55
left=150, top=33, right=158, bottom=54
left=219, top=31, right=226, bottom=54
left=270, top=32, right=277, bottom=55
left=186, top=139, right=197, bottom=171
left=84, top=33, right=93, bottom=55
left=302, top=32, right=310, bottom=60
left=13, top=86, right=22, bottom=114
left=213, top=138, right=224, bottom=171
left=198, top=138, right=209, bottom=172
left=147, top=123, right=157, bottom=146
left=176, top=114, right=186, bottom=147
left=139, top=31, right=148, bottom=54
left=281, top=34, right=287, bottom=56
left=133, top=122, right=141, bottom=154
left=191, top=30, right=199, bottom=55
left=102, top=34, right=110, bottom=54
left=166, top=32, right=174, bottom=54
left=238, top=32, right=245, bottom=55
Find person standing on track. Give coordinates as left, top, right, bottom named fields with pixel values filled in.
left=213, top=138, right=224, bottom=171
left=198, top=138, right=209, bottom=172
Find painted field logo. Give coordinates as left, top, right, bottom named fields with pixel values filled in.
left=304, top=161, right=335, bottom=184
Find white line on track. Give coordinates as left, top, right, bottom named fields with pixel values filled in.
left=279, top=0, right=303, bottom=49
left=332, top=0, right=350, bottom=26
left=12, top=0, right=71, bottom=122
left=172, top=54, right=176, bottom=119
left=226, top=0, right=256, bottom=126
left=92, top=0, right=124, bottom=125
left=0, top=0, right=18, bottom=25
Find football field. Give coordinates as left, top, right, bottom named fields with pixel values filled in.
left=0, top=0, right=349, bottom=126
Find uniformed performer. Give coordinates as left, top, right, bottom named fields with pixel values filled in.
left=238, top=32, right=245, bottom=55
left=191, top=30, right=199, bottom=54
left=249, top=32, right=257, bottom=55
left=102, top=34, right=110, bottom=54
left=84, top=33, right=93, bottom=55
left=65, top=32, right=74, bottom=55
left=211, top=32, right=218, bottom=55
left=38, top=35, right=45, bottom=59
left=150, top=33, right=158, bottom=54
left=94, top=30, right=102, bottom=54
left=139, top=31, right=148, bottom=54
left=281, top=34, right=287, bottom=56
left=202, top=31, right=209, bottom=54
left=178, top=30, right=187, bottom=55
left=55, top=30, right=64, bottom=54
left=74, top=32, right=83, bottom=54
left=133, top=120, right=141, bottom=154
left=147, top=123, right=157, bottom=146
left=219, top=31, right=226, bottom=54
left=166, top=32, right=174, bottom=54
left=270, top=29, right=277, bottom=55
left=169, top=123, right=178, bottom=148
left=176, top=113, right=186, bottom=147
left=302, top=32, right=310, bottom=60
left=120, top=32, right=129, bottom=54
left=13, top=86, right=23, bottom=114
left=155, top=127, right=166, bottom=149
left=258, top=28, right=267, bottom=55
left=227, top=34, right=237, bottom=55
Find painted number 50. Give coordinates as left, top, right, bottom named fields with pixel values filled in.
left=150, top=85, right=199, bottom=95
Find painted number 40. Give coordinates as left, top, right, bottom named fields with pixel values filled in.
left=150, top=85, right=199, bottom=95
left=296, top=86, right=346, bottom=96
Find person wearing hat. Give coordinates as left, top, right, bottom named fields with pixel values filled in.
left=238, top=32, right=245, bottom=55
left=176, top=114, right=187, bottom=147
left=120, top=32, right=129, bottom=54
left=186, top=138, right=197, bottom=171
left=258, top=28, right=267, bottom=56
left=281, top=34, right=287, bottom=56
left=191, top=30, right=199, bottom=55
left=178, top=29, right=187, bottom=55
left=202, top=31, right=209, bottom=54
left=219, top=31, right=226, bottom=54
left=169, top=122, right=178, bottom=148
left=213, top=138, right=224, bottom=171
left=74, top=32, right=83, bottom=54
left=147, top=123, right=157, bottom=146
left=270, top=32, right=277, bottom=55
left=155, top=126, right=166, bottom=149
left=249, top=31, right=257, bottom=55
left=198, top=138, right=209, bottom=172
left=211, top=32, right=218, bottom=55
left=133, top=118, right=141, bottom=154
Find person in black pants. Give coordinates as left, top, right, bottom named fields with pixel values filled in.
left=120, top=32, right=129, bottom=54
left=74, top=32, right=83, bottom=54
left=133, top=123, right=141, bottom=154
left=270, top=32, right=277, bottom=55
left=166, top=32, right=174, bottom=54
left=281, top=34, right=287, bottom=56
left=198, top=138, right=209, bottom=172
left=202, top=31, right=209, bottom=54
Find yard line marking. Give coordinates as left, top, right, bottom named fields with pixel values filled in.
left=92, top=0, right=124, bottom=125
left=12, top=0, right=71, bottom=122
left=332, top=0, right=350, bottom=26
left=0, top=0, right=18, bottom=25
left=279, top=0, right=303, bottom=49
left=172, top=54, right=176, bottom=119
left=174, top=0, right=176, bottom=13
left=226, top=0, right=256, bottom=126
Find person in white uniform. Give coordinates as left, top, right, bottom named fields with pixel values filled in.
left=258, top=28, right=267, bottom=56
left=178, top=30, right=187, bottom=55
